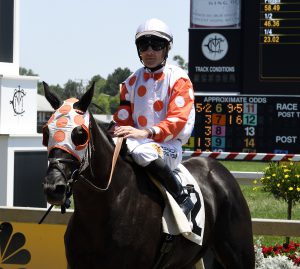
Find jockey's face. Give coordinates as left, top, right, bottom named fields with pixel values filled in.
left=137, top=36, right=168, bottom=69
left=139, top=47, right=167, bottom=69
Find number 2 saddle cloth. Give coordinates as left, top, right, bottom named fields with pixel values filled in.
left=150, top=163, right=205, bottom=246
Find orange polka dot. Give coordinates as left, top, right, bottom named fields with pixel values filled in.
left=153, top=100, right=164, bottom=112
left=120, top=88, right=128, bottom=100
left=56, top=117, right=68, bottom=128
left=59, top=105, right=72, bottom=114
left=74, top=115, right=85, bottom=125
left=47, top=114, right=55, bottom=124
left=53, top=130, right=65, bottom=142
left=66, top=98, right=79, bottom=103
left=138, top=115, right=147, bottom=127
left=138, top=86, right=147, bottom=97
left=129, top=76, right=137, bottom=86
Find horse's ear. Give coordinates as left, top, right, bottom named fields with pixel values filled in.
left=43, top=81, right=62, bottom=110
left=74, top=81, right=95, bottom=112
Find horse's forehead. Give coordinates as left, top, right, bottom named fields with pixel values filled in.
left=49, top=99, right=86, bottom=124
left=56, top=99, right=79, bottom=115
left=45, top=99, right=90, bottom=161
left=48, top=99, right=90, bottom=131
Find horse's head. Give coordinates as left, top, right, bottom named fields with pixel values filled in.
left=42, top=81, right=94, bottom=205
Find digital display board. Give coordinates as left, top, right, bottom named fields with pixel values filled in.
left=0, top=0, right=14, bottom=63
left=242, top=0, right=300, bottom=94
left=184, top=95, right=300, bottom=153
left=260, top=0, right=300, bottom=79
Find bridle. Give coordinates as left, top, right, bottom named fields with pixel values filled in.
left=39, top=157, right=80, bottom=224
left=47, top=157, right=80, bottom=195
left=39, top=122, right=123, bottom=224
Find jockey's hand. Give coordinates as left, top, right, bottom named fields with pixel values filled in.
left=114, top=126, right=149, bottom=140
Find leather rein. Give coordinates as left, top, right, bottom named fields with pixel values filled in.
left=77, top=136, right=124, bottom=192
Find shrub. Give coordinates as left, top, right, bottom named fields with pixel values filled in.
left=256, top=160, right=300, bottom=243
left=260, top=161, right=300, bottom=204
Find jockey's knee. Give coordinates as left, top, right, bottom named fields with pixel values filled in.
left=131, top=146, right=159, bottom=167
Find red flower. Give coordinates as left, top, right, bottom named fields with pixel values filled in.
left=260, top=241, right=300, bottom=265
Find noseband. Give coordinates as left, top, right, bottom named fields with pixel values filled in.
left=48, top=157, right=81, bottom=205
left=48, top=158, right=80, bottom=185
left=39, top=157, right=80, bottom=224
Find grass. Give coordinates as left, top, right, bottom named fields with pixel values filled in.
left=219, top=160, right=268, bottom=172
left=220, top=160, right=300, bottom=246
left=242, top=185, right=300, bottom=246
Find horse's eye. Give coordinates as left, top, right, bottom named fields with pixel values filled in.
left=42, top=126, right=49, bottom=147
left=71, top=126, right=88, bottom=147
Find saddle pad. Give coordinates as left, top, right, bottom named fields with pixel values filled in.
left=150, top=163, right=205, bottom=246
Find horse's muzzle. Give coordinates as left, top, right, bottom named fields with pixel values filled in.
left=43, top=181, right=67, bottom=206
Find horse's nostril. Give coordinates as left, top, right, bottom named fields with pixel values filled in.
left=43, top=182, right=67, bottom=194
left=55, top=184, right=67, bottom=195
left=43, top=181, right=56, bottom=192
left=43, top=182, right=67, bottom=206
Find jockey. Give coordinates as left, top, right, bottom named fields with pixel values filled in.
left=113, top=18, right=195, bottom=216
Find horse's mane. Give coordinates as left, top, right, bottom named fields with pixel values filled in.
left=89, top=113, right=129, bottom=159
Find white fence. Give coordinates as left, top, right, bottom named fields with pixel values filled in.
left=231, top=171, right=263, bottom=185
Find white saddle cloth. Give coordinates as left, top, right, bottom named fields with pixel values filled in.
left=150, top=163, right=205, bottom=246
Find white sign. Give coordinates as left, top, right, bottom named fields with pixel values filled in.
left=191, top=0, right=241, bottom=28
left=0, top=75, right=38, bottom=134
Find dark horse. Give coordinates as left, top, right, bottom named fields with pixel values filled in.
left=42, top=82, right=255, bottom=269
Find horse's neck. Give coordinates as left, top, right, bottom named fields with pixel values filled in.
left=73, top=121, right=118, bottom=215
left=90, top=120, right=116, bottom=181
left=76, top=117, right=161, bottom=216
left=73, top=123, right=164, bottom=231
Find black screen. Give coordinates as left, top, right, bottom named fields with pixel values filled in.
left=0, top=0, right=14, bottom=63
left=242, top=0, right=300, bottom=94
left=14, top=151, right=48, bottom=208
left=183, top=95, right=300, bottom=154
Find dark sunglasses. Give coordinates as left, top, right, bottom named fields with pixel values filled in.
left=137, top=38, right=167, bottom=52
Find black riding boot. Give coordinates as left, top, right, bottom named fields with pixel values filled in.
left=145, top=158, right=194, bottom=217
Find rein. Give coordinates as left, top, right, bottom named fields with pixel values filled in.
left=77, top=122, right=124, bottom=192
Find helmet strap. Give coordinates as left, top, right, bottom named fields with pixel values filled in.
left=143, top=63, right=164, bottom=72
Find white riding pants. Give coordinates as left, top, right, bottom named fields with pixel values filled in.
left=125, top=138, right=182, bottom=170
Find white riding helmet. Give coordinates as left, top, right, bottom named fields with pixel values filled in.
left=135, top=18, right=173, bottom=44
left=135, top=18, right=173, bottom=71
